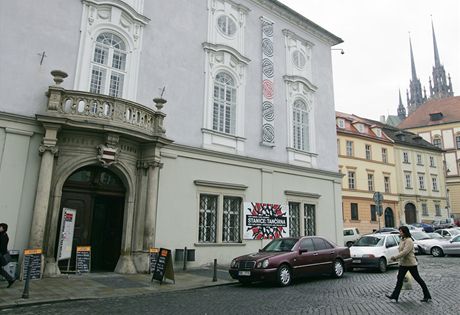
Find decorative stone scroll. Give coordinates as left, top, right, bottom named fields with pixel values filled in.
left=261, top=17, right=275, bottom=146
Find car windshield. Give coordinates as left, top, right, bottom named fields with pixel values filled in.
left=449, top=229, right=460, bottom=236
left=262, top=238, right=298, bottom=252
left=428, top=233, right=443, bottom=239
left=411, top=231, right=431, bottom=240
left=353, top=236, right=384, bottom=247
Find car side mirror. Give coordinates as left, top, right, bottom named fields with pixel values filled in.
left=299, top=248, right=308, bottom=254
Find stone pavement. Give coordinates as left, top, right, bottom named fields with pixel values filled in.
left=0, top=268, right=236, bottom=310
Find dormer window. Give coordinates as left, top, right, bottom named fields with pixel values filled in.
left=429, top=112, right=443, bottom=121
left=337, top=119, right=345, bottom=129
left=373, top=128, right=382, bottom=137
left=355, top=123, right=364, bottom=133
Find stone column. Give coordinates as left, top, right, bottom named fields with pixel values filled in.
left=144, top=161, right=162, bottom=249
left=29, top=125, right=60, bottom=249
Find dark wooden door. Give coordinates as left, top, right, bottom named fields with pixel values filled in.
left=405, top=203, right=417, bottom=224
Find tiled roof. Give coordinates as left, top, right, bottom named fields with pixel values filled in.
left=336, top=111, right=392, bottom=142
left=398, top=96, right=460, bottom=129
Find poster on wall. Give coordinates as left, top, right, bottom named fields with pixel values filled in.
left=57, top=208, right=77, bottom=261
left=243, top=202, right=289, bottom=240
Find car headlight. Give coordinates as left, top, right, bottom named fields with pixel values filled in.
left=230, top=259, right=239, bottom=268
left=256, top=259, right=269, bottom=268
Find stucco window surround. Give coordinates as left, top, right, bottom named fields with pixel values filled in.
left=284, top=77, right=317, bottom=167
left=286, top=190, right=320, bottom=237
left=74, top=1, right=149, bottom=101
left=282, top=29, right=313, bottom=81
left=207, top=0, right=249, bottom=53
left=202, top=43, right=249, bottom=154
left=194, top=180, right=247, bottom=246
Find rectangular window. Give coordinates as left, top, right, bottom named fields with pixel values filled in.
left=435, top=204, right=441, bottom=216
left=222, top=196, right=241, bottom=242
left=456, top=135, right=460, bottom=149
left=289, top=202, right=300, bottom=238
left=348, top=171, right=356, bottom=189
left=403, top=152, right=409, bottom=163
left=370, top=205, right=377, bottom=221
left=417, top=154, right=423, bottom=165
left=351, top=203, right=359, bottom=220
left=199, top=194, right=218, bottom=242
left=365, top=144, right=372, bottom=160
left=422, top=203, right=428, bottom=216
left=384, top=176, right=390, bottom=193
left=405, top=172, right=412, bottom=189
left=419, top=174, right=425, bottom=190
left=367, top=173, right=374, bottom=191
left=109, top=72, right=124, bottom=97
left=382, top=148, right=388, bottom=163
left=430, top=156, right=436, bottom=167
left=90, top=66, right=106, bottom=94
left=433, top=138, right=442, bottom=148
left=432, top=176, right=438, bottom=191
left=304, top=204, right=316, bottom=236
left=346, top=141, right=353, bottom=156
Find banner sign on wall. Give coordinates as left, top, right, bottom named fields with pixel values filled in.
left=57, top=208, right=77, bottom=261
left=243, top=202, right=289, bottom=240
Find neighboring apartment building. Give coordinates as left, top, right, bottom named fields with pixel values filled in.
left=336, top=112, right=399, bottom=234
left=381, top=127, right=447, bottom=224
left=398, top=96, right=460, bottom=220
left=0, top=0, right=343, bottom=276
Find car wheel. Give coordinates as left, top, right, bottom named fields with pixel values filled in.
left=238, top=278, right=252, bottom=285
left=332, top=259, right=344, bottom=278
left=346, top=241, right=354, bottom=247
left=378, top=257, right=387, bottom=273
left=277, top=264, right=292, bottom=287
left=431, top=247, right=444, bottom=257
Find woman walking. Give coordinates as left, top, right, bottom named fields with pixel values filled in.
left=385, top=225, right=431, bottom=303
left=0, top=223, right=16, bottom=288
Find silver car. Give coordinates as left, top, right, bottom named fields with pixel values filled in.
left=434, top=228, right=460, bottom=239
left=431, top=234, right=460, bottom=257
left=411, top=231, right=448, bottom=255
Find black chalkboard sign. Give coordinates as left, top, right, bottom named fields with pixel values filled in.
left=149, top=248, right=159, bottom=274
left=76, top=246, right=91, bottom=274
left=151, top=248, right=174, bottom=284
left=23, top=249, right=42, bottom=280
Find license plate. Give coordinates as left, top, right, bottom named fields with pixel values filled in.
left=238, top=271, right=251, bottom=276
left=352, top=259, right=361, bottom=264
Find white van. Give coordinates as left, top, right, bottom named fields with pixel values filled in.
left=343, top=227, right=361, bottom=247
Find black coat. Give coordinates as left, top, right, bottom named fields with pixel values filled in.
left=0, top=232, right=9, bottom=255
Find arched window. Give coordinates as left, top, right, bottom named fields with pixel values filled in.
left=90, top=32, right=127, bottom=98
left=292, top=99, right=309, bottom=151
left=213, top=72, right=236, bottom=134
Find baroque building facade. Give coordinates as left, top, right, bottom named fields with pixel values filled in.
left=0, top=0, right=343, bottom=275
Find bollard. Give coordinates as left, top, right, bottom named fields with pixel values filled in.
left=22, top=258, right=32, bottom=299
left=212, top=259, right=217, bottom=282
left=183, top=246, right=187, bottom=271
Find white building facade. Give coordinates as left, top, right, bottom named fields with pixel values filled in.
left=0, top=0, right=343, bottom=275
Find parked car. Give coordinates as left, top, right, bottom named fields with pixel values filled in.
left=411, top=231, right=448, bottom=255
left=412, top=223, right=434, bottom=233
left=427, top=232, right=444, bottom=240
left=432, top=218, right=455, bottom=230
left=433, top=228, right=460, bottom=239
left=403, top=224, right=423, bottom=232
left=373, top=227, right=399, bottom=234
left=349, top=234, right=400, bottom=272
left=343, top=227, right=361, bottom=247
left=228, top=236, right=352, bottom=286
left=430, top=234, right=460, bottom=257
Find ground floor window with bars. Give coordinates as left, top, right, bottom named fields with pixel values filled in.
left=199, top=194, right=242, bottom=243
left=288, top=202, right=316, bottom=237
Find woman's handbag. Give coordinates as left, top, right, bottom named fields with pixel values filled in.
left=402, top=272, right=413, bottom=290
left=0, top=253, right=12, bottom=266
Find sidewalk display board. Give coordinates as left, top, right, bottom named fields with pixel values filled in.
left=57, top=208, right=77, bottom=261
left=76, top=246, right=91, bottom=274
left=151, top=248, right=175, bottom=284
left=23, top=249, right=42, bottom=280
left=243, top=202, right=289, bottom=239
left=149, top=248, right=159, bottom=274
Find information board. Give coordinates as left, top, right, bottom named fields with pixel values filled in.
left=151, top=248, right=174, bottom=284
left=23, top=249, right=42, bottom=280
left=76, top=246, right=91, bottom=274
left=57, top=208, right=77, bottom=261
left=149, top=248, right=159, bottom=274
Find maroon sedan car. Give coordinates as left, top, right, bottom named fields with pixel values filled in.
left=229, top=236, right=352, bottom=286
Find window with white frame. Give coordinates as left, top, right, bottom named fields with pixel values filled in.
left=432, top=137, right=442, bottom=149
left=348, top=171, right=356, bottom=189
left=430, top=156, right=436, bottom=167
left=90, top=32, right=127, bottom=98
left=417, top=154, right=423, bottom=165
left=213, top=72, right=236, bottom=134
left=405, top=172, right=412, bottom=189
left=198, top=194, right=242, bottom=243
left=456, top=135, right=460, bottom=149
left=288, top=201, right=316, bottom=237
left=337, top=118, right=345, bottom=128
left=304, top=204, right=316, bottom=236
left=217, top=15, right=237, bottom=37
left=346, top=141, right=353, bottom=156
left=382, top=148, right=388, bottom=163
left=292, top=99, right=310, bottom=151
left=403, top=152, right=409, bottom=163
left=418, top=174, right=425, bottom=190
left=367, top=173, right=374, bottom=191
left=365, top=144, right=372, bottom=160
left=384, top=176, right=390, bottom=193
left=431, top=176, right=438, bottom=191
left=422, top=203, right=428, bottom=216
left=435, top=203, right=441, bottom=216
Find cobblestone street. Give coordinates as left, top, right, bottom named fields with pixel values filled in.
left=2, top=255, right=458, bottom=315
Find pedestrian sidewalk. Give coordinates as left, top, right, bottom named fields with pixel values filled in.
left=0, top=268, right=236, bottom=309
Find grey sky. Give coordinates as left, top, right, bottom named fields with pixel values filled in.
left=279, top=0, right=460, bottom=121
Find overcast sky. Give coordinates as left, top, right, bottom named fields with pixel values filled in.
left=279, top=0, right=460, bottom=121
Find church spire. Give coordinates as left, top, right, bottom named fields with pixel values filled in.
left=397, top=90, right=406, bottom=120
left=429, top=19, right=454, bottom=99
left=407, top=36, right=426, bottom=114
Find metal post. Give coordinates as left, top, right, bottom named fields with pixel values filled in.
left=22, top=258, right=32, bottom=299
left=213, top=259, right=217, bottom=282
left=183, top=246, right=187, bottom=271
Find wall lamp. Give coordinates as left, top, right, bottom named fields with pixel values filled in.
left=332, top=48, right=345, bottom=55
